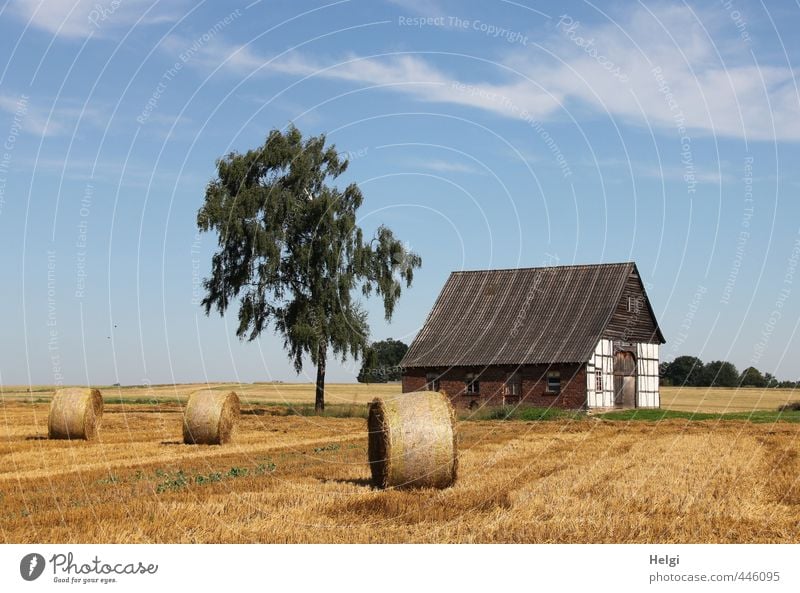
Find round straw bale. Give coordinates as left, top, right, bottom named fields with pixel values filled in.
left=368, top=390, right=457, bottom=489
left=182, top=390, right=240, bottom=445
left=48, top=388, right=103, bottom=441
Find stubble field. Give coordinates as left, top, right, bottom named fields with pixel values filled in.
left=1, top=383, right=799, bottom=543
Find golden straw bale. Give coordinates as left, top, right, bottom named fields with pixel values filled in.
left=48, top=388, right=103, bottom=441
left=368, top=390, right=458, bottom=489
left=182, top=390, right=240, bottom=445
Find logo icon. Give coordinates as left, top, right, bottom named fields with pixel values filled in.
left=20, top=553, right=46, bottom=581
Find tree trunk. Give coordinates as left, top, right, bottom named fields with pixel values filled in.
left=315, top=344, right=327, bottom=414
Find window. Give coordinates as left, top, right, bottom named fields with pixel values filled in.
left=425, top=373, right=440, bottom=392
left=503, top=372, right=521, bottom=396
left=546, top=371, right=561, bottom=394
left=464, top=373, right=480, bottom=395
left=595, top=373, right=603, bottom=393
left=627, top=296, right=642, bottom=313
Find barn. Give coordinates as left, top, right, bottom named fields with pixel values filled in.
left=399, top=262, right=665, bottom=410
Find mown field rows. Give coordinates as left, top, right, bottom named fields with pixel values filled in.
left=1, top=399, right=799, bottom=543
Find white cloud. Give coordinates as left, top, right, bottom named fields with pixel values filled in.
left=0, top=93, right=111, bottom=137
left=588, top=157, right=729, bottom=185
left=10, top=0, right=178, bottom=39
left=0, top=94, right=63, bottom=136
left=386, top=0, right=447, bottom=17
left=404, top=158, right=484, bottom=174
left=535, top=6, right=800, bottom=141
left=179, top=35, right=564, bottom=121
left=174, top=4, right=800, bottom=141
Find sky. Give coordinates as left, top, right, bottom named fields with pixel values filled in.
left=1, top=0, right=800, bottom=386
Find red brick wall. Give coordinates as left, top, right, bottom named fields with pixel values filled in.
left=402, top=363, right=587, bottom=410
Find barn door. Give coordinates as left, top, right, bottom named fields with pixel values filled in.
left=613, top=351, right=637, bottom=408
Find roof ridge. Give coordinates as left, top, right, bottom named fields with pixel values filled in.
left=450, top=262, right=634, bottom=275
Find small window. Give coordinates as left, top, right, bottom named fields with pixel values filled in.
left=464, top=373, right=480, bottom=395
left=425, top=373, right=440, bottom=392
left=595, top=373, right=603, bottom=393
left=627, top=296, right=642, bottom=313
left=503, top=372, right=521, bottom=396
left=546, top=371, right=561, bottom=394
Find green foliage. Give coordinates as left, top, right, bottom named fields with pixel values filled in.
left=661, top=356, right=795, bottom=388
left=313, top=443, right=341, bottom=453
left=740, top=366, right=767, bottom=387
left=357, top=338, right=408, bottom=383
left=194, top=472, right=223, bottom=485
left=156, top=470, right=190, bottom=493
left=599, top=409, right=720, bottom=422
left=156, top=462, right=275, bottom=492
left=461, top=406, right=585, bottom=421
left=197, top=125, right=421, bottom=411
left=764, top=372, right=779, bottom=388
left=661, top=355, right=704, bottom=386
left=699, top=360, right=739, bottom=387
left=254, top=460, right=277, bottom=475
left=226, top=467, right=249, bottom=478
left=599, top=408, right=800, bottom=423
left=463, top=404, right=800, bottom=424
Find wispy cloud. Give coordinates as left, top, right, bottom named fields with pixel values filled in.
left=532, top=5, right=800, bottom=141
left=18, top=154, right=205, bottom=186
left=10, top=0, right=179, bottom=39
left=386, top=0, right=448, bottom=17
left=0, top=93, right=112, bottom=137
left=174, top=35, right=564, bottom=121
left=0, top=94, right=62, bottom=136
left=189, top=4, right=800, bottom=142
left=403, top=158, right=484, bottom=174
left=589, top=157, right=730, bottom=185
left=637, top=164, right=726, bottom=185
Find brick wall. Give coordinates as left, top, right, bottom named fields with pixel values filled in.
left=402, top=363, right=587, bottom=410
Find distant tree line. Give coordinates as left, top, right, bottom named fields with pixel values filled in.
left=660, top=356, right=797, bottom=388
left=357, top=338, right=408, bottom=383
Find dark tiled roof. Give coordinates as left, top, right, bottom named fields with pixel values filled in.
left=401, top=262, right=661, bottom=368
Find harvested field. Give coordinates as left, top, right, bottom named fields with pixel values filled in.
left=4, top=383, right=799, bottom=414
left=662, top=385, right=800, bottom=413
left=0, top=382, right=400, bottom=407
left=1, top=400, right=799, bottom=543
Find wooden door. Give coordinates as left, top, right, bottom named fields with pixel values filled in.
left=613, top=351, right=637, bottom=408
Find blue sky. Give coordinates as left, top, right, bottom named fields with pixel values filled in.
left=1, top=0, right=800, bottom=386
